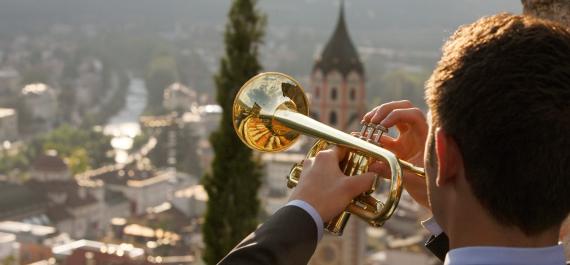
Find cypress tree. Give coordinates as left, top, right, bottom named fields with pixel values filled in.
left=202, top=0, right=266, bottom=264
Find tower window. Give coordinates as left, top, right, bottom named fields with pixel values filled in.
left=350, top=87, right=356, bottom=100
left=331, top=87, right=337, bottom=100
left=330, top=111, right=337, bottom=125
left=312, top=111, right=320, bottom=120
left=315, top=87, right=320, bottom=98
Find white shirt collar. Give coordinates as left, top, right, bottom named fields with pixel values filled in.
left=444, top=245, right=566, bottom=265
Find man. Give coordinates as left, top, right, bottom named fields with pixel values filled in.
left=218, top=13, right=570, bottom=265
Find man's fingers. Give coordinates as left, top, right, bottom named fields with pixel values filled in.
left=362, top=106, right=380, bottom=123
left=364, top=100, right=414, bottom=124
left=329, top=146, right=348, bottom=161
left=368, top=161, right=389, bottom=179
left=315, top=146, right=347, bottom=163
left=302, top=157, right=313, bottom=169
left=378, top=134, right=397, bottom=148
left=312, top=149, right=346, bottom=178
left=343, top=172, right=376, bottom=198
left=380, top=108, right=426, bottom=128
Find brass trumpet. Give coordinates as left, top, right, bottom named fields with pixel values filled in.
left=232, top=72, right=425, bottom=235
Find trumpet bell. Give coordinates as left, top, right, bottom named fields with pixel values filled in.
left=233, top=72, right=309, bottom=152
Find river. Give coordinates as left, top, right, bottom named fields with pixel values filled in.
left=103, top=77, right=147, bottom=164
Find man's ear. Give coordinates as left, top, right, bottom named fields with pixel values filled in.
left=435, top=128, right=462, bottom=187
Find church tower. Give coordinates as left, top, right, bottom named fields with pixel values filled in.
left=311, top=0, right=366, bottom=131
left=308, top=2, right=367, bottom=265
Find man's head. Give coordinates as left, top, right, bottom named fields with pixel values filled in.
left=424, top=13, right=570, bottom=236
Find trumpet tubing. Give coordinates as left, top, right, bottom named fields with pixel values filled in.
left=233, top=72, right=425, bottom=235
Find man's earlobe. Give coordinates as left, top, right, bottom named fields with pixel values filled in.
left=435, top=128, right=460, bottom=187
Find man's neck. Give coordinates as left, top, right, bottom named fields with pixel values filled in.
left=446, top=199, right=561, bottom=249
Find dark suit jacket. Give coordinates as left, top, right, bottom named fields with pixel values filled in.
left=218, top=205, right=318, bottom=265
left=425, top=233, right=449, bottom=261
left=218, top=205, right=450, bottom=265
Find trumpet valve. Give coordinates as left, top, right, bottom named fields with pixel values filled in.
left=287, top=162, right=303, bottom=188
left=358, top=122, right=388, bottom=143
left=355, top=123, right=388, bottom=195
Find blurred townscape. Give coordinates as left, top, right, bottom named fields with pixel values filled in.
left=0, top=1, right=567, bottom=265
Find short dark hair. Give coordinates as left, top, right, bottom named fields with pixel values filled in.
left=426, top=13, right=570, bottom=235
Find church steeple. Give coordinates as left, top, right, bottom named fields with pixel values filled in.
left=313, top=0, right=364, bottom=76
left=310, top=0, right=366, bottom=131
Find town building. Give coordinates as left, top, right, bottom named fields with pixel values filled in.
left=89, top=167, right=177, bottom=216
left=0, top=221, right=62, bottom=264
left=0, top=108, right=17, bottom=143
left=30, top=150, right=71, bottom=182
left=310, top=1, right=366, bottom=131
left=19, top=243, right=54, bottom=265
left=0, top=181, right=48, bottom=223
left=51, top=239, right=147, bottom=264
left=163, top=82, right=197, bottom=112
left=0, top=154, right=122, bottom=239
left=259, top=152, right=306, bottom=216
left=75, top=57, right=103, bottom=109
left=0, top=232, right=19, bottom=264
left=180, top=104, right=221, bottom=174
left=101, top=187, right=131, bottom=232
left=0, top=68, right=20, bottom=98
left=108, top=200, right=200, bottom=259
left=171, top=185, right=208, bottom=218
left=27, top=180, right=102, bottom=239
left=309, top=219, right=367, bottom=265
left=261, top=152, right=305, bottom=198
left=21, top=83, right=58, bottom=131
left=0, top=221, right=56, bottom=244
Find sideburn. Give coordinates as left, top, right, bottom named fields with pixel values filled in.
left=426, top=132, right=437, bottom=169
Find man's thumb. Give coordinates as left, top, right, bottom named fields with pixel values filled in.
left=344, top=172, right=376, bottom=198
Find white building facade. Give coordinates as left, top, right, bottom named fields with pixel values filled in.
left=21, top=83, right=58, bottom=130
left=0, top=108, right=17, bottom=142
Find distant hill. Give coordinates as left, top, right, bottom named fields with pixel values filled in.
left=0, top=0, right=521, bottom=51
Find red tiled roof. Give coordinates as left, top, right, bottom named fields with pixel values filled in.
left=26, top=180, right=99, bottom=210
left=65, top=249, right=152, bottom=265
left=91, top=167, right=156, bottom=185
left=32, top=154, right=68, bottom=172
left=19, top=243, right=53, bottom=265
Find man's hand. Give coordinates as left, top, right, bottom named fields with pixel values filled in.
left=289, top=147, right=376, bottom=222
left=362, top=100, right=431, bottom=210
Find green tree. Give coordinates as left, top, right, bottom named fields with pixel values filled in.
left=144, top=51, right=179, bottom=115
left=21, top=68, right=49, bottom=85
left=147, top=125, right=201, bottom=176
left=65, top=148, right=91, bottom=174
left=29, top=124, right=114, bottom=174
left=0, top=149, right=30, bottom=179
left=1, top=255, right=15, bottom=265
left=201, top=0, right=266, bottom=263
left=58, top=83, right=76, bottom=123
